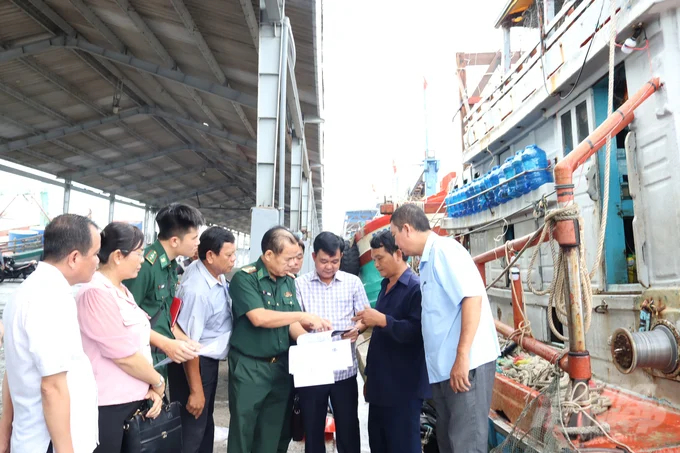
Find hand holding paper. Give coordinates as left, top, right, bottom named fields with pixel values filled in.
left=288, top=331, right=353, bottom=388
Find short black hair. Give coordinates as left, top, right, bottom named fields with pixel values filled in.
left=261, top=226, right=297, bottom=255
left=370, top=230, right=408, bottom=261
left=313, top=231, right=345, bottom=257
left=156, top=203, right=204, bottom=240
left=98, top=222, right=145, bottom=264
left=298, top=238, right=306, bottom=253
left=390, top=204, right=430, bottom=232
left=199, top=227, right=235, bottom=261
left=43, top=214, right=99, bottom=262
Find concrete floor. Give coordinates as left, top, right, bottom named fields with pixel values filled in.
left=0, top=281, right=370, bottom=453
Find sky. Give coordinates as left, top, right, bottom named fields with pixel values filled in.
left=320, top=0, right=518, bottom=233
left=1, top=0, right=542, bottom=237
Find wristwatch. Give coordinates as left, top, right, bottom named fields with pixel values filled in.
left=153, top=375, right=165, bottom=389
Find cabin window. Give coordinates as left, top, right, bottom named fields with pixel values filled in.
left=557, top=91, right=594, bottom=157
left=560, top=112, right=574, bottom=154
left=576, top=101, right=589, bottom=142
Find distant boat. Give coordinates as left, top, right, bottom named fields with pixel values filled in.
left=0, top=227, right=44, bottom=263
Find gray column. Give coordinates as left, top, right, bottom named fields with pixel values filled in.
left=301, top=174, right=309, bottom=232
left=257, top=21, right=286, bottom=207
left=108, top=193, right=115, bottom=223
left=63, top=179, right=71, bottom=214
left=289, top=137, right=303, bottom=231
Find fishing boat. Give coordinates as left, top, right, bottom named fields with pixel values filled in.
left=342, top=172, right=455, bottom=307
left=438, top=0, right=680, bottom=450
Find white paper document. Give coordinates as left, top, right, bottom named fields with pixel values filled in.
left=153, top=332, right=231, bottom=369
left=296, top=330, right=333, bottom=345
left=289, top=337, right=353, bottom=388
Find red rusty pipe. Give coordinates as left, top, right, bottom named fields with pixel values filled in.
left=473, top=229, right=547, bottom=266
left=509, top=264, right=528, bottom=333
left=554, top=77, right=662, bottom=205
left=496, top=319, right=568, bottom=371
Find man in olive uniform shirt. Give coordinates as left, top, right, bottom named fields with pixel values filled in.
left=124, top=203, right=204, bottom=378
left=227, top=226, right=331, bottom=453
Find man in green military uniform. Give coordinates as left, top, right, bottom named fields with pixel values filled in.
left=124, top=203, right=205, bottom=378
left=228, top=226, right=331, bottom=453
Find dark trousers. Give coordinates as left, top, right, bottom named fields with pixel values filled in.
left=276, top=381, right=296, bottom=453
left=432, top=360, right=496, bottom=453
left=168, top=357, right=220, bottom=453
left=368, top=399, right=422, bottom=453
left=94, top=400, right=145, bottom=453
left=298, top=375, right=360, bottom=453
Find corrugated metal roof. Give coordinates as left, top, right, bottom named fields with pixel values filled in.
left=0, top=0, right=324, bottom=232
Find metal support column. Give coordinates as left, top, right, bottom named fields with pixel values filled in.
left=256, top=21, right=286, bottom=207
left=277, top=19, right=290, bottom=224
left=63, top=179, right=71, bottom=214
left=301, top=174, right=309, bottom=232
left=502, top=26, right=512, bottom=74
left=108, top=193, right=115, bottom=223
left=289, top=137, right=302, bottom=231
left=253, top=15, right=290, bottom=258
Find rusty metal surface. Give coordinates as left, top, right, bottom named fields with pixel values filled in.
left=493, top=372, right=680, bottom=451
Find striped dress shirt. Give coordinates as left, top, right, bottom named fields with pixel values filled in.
left=295, top=270, right=369, bottom=381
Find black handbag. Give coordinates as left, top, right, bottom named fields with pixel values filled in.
left=291, top=392, right=304, bottom=441
left=122, top=399, right=183, bottom=453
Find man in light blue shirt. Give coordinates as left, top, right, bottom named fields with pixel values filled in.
left=390, top=204, right=500, bottom=453
left=169, top=227, right=236, bottom=453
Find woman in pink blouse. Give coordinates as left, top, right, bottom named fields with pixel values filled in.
left=76, top=222, right=166, bottom=453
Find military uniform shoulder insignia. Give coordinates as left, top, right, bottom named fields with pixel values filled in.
left=145, top=250, right=157, bottom=265
left=241, top=265, right=257, bottom=274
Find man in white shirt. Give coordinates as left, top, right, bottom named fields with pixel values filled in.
left=2, top=214, right=101, bottom=453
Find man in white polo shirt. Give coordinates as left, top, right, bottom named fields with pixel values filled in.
left=3, top=214, right=100, bottom=453
left=390, top=204, right=500, bottom=453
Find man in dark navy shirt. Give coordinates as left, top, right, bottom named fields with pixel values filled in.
left=353, top=230, right=430, bottom=453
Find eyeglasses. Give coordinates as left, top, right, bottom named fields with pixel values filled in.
left=121, top=250, right=144, bottom=259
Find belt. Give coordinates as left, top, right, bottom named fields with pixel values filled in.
left=233, top=348, right=287, bottom=363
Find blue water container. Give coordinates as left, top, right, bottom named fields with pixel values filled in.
left=478, top=174, right=491, bottom=212
left=445, top=191, right=454, bottom=217
left=513, top=151, right=530, bottom=195
left=471, top=179, right=482, bottom=214
left=500, top=157, right=516, bottom=200
left=453, top=188, right=463, bottom=217
left=464, top=183, right=475, bottom=216
left=522, top=145, right=551, bottom=190
left=488, top=166, right=501, bottom=207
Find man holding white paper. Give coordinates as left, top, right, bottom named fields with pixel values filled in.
left=295, top=232, right=368, bottom=453
left=169, top=227, right=236, bottom=453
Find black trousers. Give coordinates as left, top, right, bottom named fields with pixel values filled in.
left=94, top=400, right=145, bottom=453
left=298, top=376, right=360, bottom=453
left=168, top=357, right=220, bottom=453
left=368, top=399, right=422, bottom=453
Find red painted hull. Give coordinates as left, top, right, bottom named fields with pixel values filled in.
left=492, top=373, right=680, bottom=451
